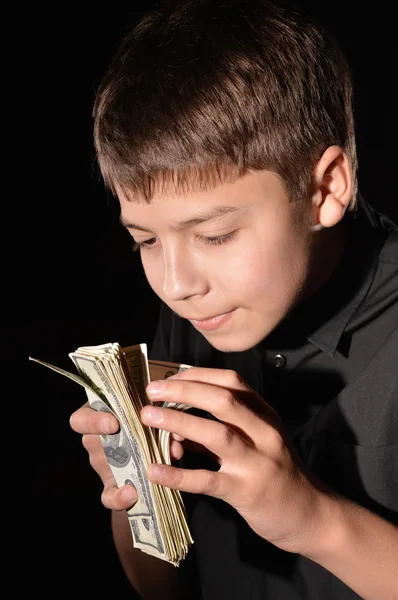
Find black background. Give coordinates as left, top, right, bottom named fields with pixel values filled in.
left=26, top=1, right=395, bottom=596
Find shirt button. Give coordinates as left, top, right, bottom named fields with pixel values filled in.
left=272, top=353, right=286, bottom=368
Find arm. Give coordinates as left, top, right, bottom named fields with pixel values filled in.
left=111, top=510, right=188, bottom=600
left=140, top=367, right=398, bottom=600
left=304, top=494, right=398, bottom=600
left=69, top=402, right=190, bottom=600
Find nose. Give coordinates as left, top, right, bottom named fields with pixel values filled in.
left=162, top=244, right=207, bottom=301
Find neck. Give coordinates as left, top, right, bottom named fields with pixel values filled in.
left=302, top=219, right=348, bottom=303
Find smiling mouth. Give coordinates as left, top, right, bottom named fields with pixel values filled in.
left=189, top=312, right=231, bottom=322
left=188, top=309, right=236, bottom=331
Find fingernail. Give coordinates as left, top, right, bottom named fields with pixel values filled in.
left=142, top=406, right=163, bottom=423
left=122, top=486, right=137, bottom=503
left=147, top=381, right=166, bottom=397
left=101, top=417, right=116, bottom=434
left=147, top=463, right=165, bottom=480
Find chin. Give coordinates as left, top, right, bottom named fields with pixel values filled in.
left=200, top=329, right=270, bottom=353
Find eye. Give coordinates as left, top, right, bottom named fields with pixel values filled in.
left=132, top=237, right=158, bottom=252
left=196, top=231, right=238, bottom=246
left=132, top=230, right=238, bottom=251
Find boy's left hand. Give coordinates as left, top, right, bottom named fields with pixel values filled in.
left=141, top=367, right=333, bottom=556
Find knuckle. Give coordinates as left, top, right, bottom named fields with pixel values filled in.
left=201, top=472, right=218, bottom=496
left=176, top=470, right=185, bottom=488
left=172, top=379, right=189, bottom=404
left=83, top=435, right=103, bottom=458
left=217, top=424, right=234, bottom=448
left=178, top=410, right=190, bottom=431
left=81, top=433, right=92, bottom=451
left=101, top=479, right=120, bottom=509
left=100, top=488, right=112, bottom=509
left=225, top=369, right=245, bottom=387
left=169, top=466, right=185, bottom=488
left=88, top=452, right=99, bottom=471
left=218, top=389, right=238, bottom=412
left=81, top=433, right=101, bottom=452
left=266, top=426, right=286, bottom=456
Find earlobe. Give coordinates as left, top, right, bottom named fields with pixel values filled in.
left=312, top=146, right=353, bottom=228
left=318, top=195, right=347, bottom=228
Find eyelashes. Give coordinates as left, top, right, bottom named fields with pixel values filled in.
left=132, top=230, right=238, bottom=252
left=132, top=239, right=156, bottom=252
left=199, top=230, right=238, bottom=246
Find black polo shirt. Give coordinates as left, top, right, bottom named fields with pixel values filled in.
left=149, top=194, right=398, bottom=600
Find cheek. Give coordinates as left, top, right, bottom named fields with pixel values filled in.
left=221, top=233, right=310, bottom=301
left=221, top=254, right=267, bottom=289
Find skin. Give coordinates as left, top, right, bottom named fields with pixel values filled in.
left=70, top=146, right=398, bottom=599
left=118, top=147, right=349, bottom=353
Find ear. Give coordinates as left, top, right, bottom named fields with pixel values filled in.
left=311, top=146, right=353, bottom=228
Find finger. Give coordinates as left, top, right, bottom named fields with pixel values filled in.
left=147, top=463, right=228, bottom=499
left=170, top=439, right=185, bottom=461
left=171, top=433, right=185, bottom=442
left=70, top=402, right=119, bottom=435
left=168, top=367, right=250, bottom=393
left=82, top=433, right=113, bottom=479
left=102, top=480, right=138, bottom=511
left=146, top=377, right=271, bottom=441
left=81, top=436, right=138, bottom=509
left=141, top=404, right=249, bottom=459
left=168, top=367, right=276, bottom=417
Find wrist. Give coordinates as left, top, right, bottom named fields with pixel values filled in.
left=298, top=487, right=348, bottom=563
left=297, top=488, right=398, bottom=600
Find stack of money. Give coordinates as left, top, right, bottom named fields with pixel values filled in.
left=30, top=342, right=194, bottom=566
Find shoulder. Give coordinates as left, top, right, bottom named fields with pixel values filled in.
left=378, top=227, right=398, bottom=265
left=355, top=202, right=398, bottom=316
left=367, top=223, right=398, bottom=313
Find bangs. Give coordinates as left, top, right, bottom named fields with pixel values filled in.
left=103, top=160, right=251, bottom=203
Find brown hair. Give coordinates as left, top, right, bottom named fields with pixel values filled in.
left=93, top=0, right=358, bottom=206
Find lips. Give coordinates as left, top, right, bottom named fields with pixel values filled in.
left=188, top=312, right=231, bottom=322
left=188, top=309, right=236, bottom=331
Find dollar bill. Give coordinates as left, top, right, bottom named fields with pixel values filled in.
left=147, top=359, right=191, bottom=382
left=69, top=347, right=167, bottom=560
left=147, top=359, right=193, bottom=464
left=87, top=391, right=165, bottom=557
left=29, top=344, right=194, bottom=565
left=122, top=344, right=151, bottom=404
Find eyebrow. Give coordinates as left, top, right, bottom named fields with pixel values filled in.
left=120, top=205, right=242, bottom=232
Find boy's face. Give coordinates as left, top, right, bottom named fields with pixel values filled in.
left=120, top=170, right=317, bottom=352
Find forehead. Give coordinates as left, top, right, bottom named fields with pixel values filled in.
left=118, top=169, right=289, bottom=226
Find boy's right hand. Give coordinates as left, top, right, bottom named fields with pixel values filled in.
left=69, top=402, right=138, bottom=510
left=69, top=402, right=186, bottom=511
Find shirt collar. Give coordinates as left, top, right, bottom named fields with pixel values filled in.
left=288, top=194, right=386, bottom=358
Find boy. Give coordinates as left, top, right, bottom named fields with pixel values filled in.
left=69, top=1, right=398, bottom=598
